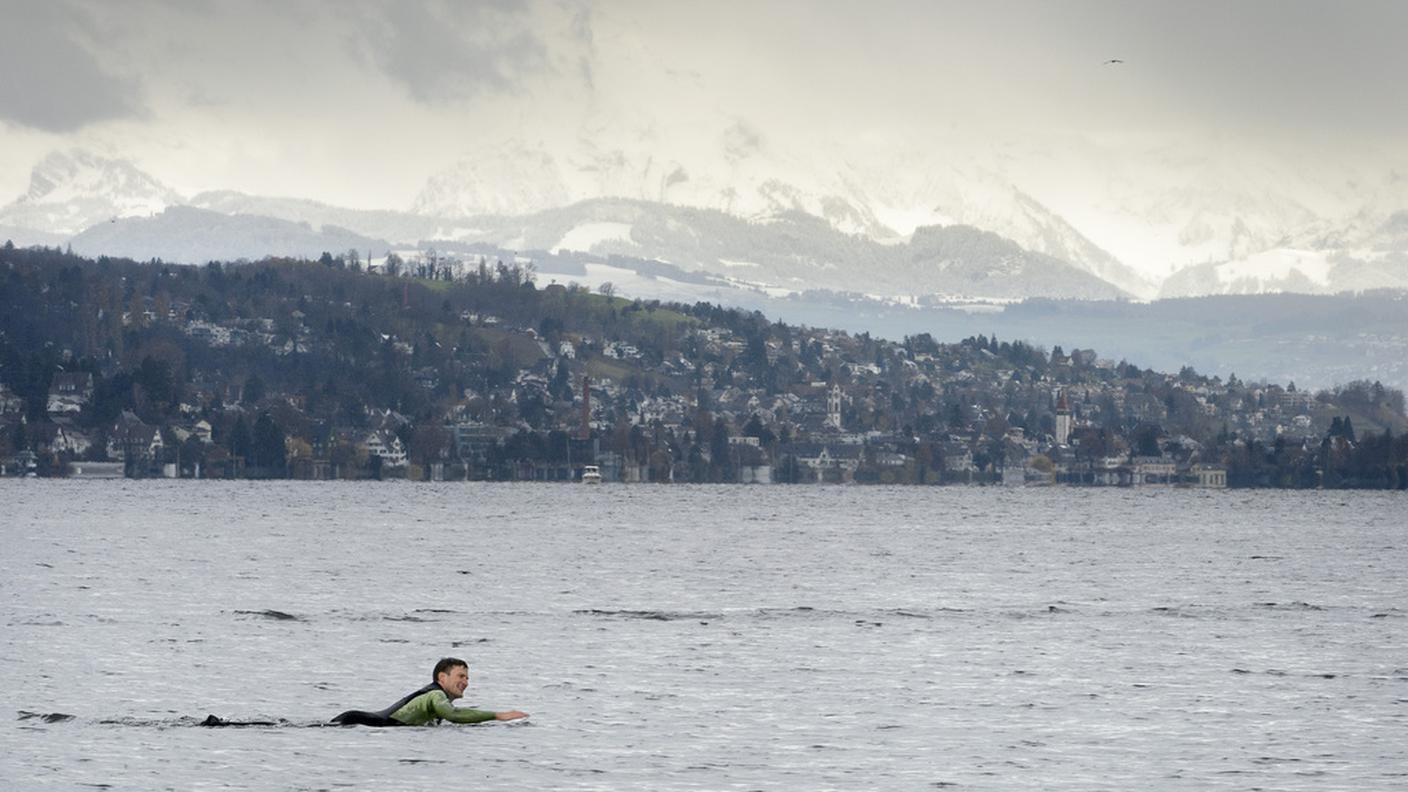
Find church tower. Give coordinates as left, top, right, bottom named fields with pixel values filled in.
left=827, top=384, right=843, bottom=430
left=1055, top=390, right=1072, bottom=445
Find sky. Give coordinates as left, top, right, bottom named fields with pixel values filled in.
left=2, top=0, right=1406, bottom=214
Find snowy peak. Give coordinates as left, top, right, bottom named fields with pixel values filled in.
left=410, top=138, right=1147, bottom=294
left=67, top=205, right=391, bottom=265
left=188, top=190, right=450, bottom=246
left=1372, top=211, right=1408, bottom=251
left=1159, top=247, right=1408, bottom=298
left=411, top=141, right=571, bottom=218
left=0, top=149, right=184, bottom=236
left=453, top=197, right=1130, bottom=301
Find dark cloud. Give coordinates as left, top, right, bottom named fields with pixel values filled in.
left=350, top=1, right=555, bottom=103
left=570, top=3, right=594, bottom=90
left=0, top=1, right=146, bottom=131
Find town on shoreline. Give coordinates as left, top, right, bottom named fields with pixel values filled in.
left=4, top=244, right=1406, bottom=488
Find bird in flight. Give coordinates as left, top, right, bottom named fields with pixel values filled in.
left=1104, top=59, right=1124, bottom=65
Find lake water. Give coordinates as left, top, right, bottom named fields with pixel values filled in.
left=2, top=482, right=1405, bottom=790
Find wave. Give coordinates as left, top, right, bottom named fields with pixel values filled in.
left=16, top=710, right=334, bottom=728
left=1254, top=601, right=1325, bottom=611
left=231, top=609, right=302, bottom=621
left=17, top=711, right=75, bottom=723
left=572, top=609, right=722, bottom=622
left=1230, top=668, right=1344, bottom=679
left=570, top=606, right=974, bottom=623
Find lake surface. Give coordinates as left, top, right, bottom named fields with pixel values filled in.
left=2, top=482, right=1405, bottom=790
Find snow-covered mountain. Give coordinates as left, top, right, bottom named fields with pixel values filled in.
left=0, top=150, right=184, bottom=236
left=189, top=191, right=451, bottom=246
left=1161, top=248, right=1408, bottom=298
left=410, top=138, right=1154, bottom=296
left=1159, top=207, right=1408, bottom=297
left=447, top=197, right=1130, bottom=301
left=67, top=206, right=391, bottom=265
left=402, top=135, right=1407, bottom=301
left=0, top=223, right=68, bottom=248
left=5, top=144, right=1408, bottom=301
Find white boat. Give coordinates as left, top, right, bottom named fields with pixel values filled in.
left=580, top=465, right=602, bottom=484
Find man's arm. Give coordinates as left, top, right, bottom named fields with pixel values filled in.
left=429, top=692, right=526, bottom=724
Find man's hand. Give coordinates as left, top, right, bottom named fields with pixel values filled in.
left=495, top=710, right=528, bottom=721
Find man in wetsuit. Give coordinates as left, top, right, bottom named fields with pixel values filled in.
left=332, top=657, right=528, bottom=726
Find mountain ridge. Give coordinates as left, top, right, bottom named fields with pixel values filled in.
left=4, top=147, right=1407, bottom=300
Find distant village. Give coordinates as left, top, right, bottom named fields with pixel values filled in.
left=3, top=243, right=1406, bottom=488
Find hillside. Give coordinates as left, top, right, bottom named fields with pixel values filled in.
left=1, top=244, right=1404, bottom=487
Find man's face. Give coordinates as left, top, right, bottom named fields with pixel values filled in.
left=438, top=664, right=469, bottom=699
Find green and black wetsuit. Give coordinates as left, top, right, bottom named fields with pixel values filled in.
left=332, top=683, right=497, bottom=727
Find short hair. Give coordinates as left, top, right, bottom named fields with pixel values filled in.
left=433, top=657, right=467, bottom=681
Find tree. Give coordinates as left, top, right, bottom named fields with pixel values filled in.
left=549, top=360, right=573, bottom=402
left=134, top=355, right=177, bottom=417
left=252, top=412, right=287, bottom=474
left=409, top=423, right=450, bottom=467
left=710, top=418, right=732, bottom=482
left=242, top=374, right=265, bottom=405
left=518, top=389, right=547, bottom=429
left=1132, top=423, right=1164, bottom=457
left=228, top=416, right=253, bottom=465
left=742, top=413, right=775, bottom=447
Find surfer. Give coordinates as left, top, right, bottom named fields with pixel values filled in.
left=331, top=657, right=528, bottom=727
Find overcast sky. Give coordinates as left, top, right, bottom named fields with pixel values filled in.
left=2, top=0, right=1406, bottom=209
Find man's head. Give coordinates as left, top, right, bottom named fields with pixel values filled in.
left=433, top=657, right=469, bottom=699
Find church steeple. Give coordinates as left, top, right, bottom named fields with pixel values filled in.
left=1055, top=390, right=1072, bottom=445
left=827, top=384, right=843, bottom=430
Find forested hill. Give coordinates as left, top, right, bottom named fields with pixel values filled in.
left=2, top=243, right=1405, bottom=487
left=1, top=244, right=699, bottom=427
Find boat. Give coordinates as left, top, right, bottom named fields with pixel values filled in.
left=580, top=465, right=602, bottom=484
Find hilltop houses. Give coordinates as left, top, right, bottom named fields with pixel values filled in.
left=46, top=372, right=93, bottom=415
left=4, top=250, right=1402, bottom=486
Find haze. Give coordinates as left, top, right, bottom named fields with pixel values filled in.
left=3, top=0, right=1407, bottom=281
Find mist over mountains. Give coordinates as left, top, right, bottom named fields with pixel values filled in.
left=2, top=144, right=1406, bottom=392
left=4, top=145, right=1406, bottom=302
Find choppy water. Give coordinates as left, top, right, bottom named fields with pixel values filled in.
left=2, top=481, right=1405, bottom=790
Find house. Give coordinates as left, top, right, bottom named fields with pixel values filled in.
left=10, top=449, right=39, bottom=476
left=0, top=383, right=25, bottom=414
left=107, top=410, right=163, bottom=464
left=453, top=422, right=515, bottom=465
left=1130, top=456, right=1178, bottom=485
left=46, top=372, right=94, bottom=415
left=363, top=430, right=407, bottom=467
left=1191, top=463, right=1228, bottom=488
left=413, top=367, right=439, bottom=390
left=786, top=442, right=863, bottom=482
left=870, top=450, right=908, bottom=467
left=35, top=420, right=92, bottom=457
left=941, top=442, right=975, bottom=473
left=733, top=443, right=772, bottom=484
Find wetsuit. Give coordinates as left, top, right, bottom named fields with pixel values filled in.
left=332, top=682, right=498, bottom=727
